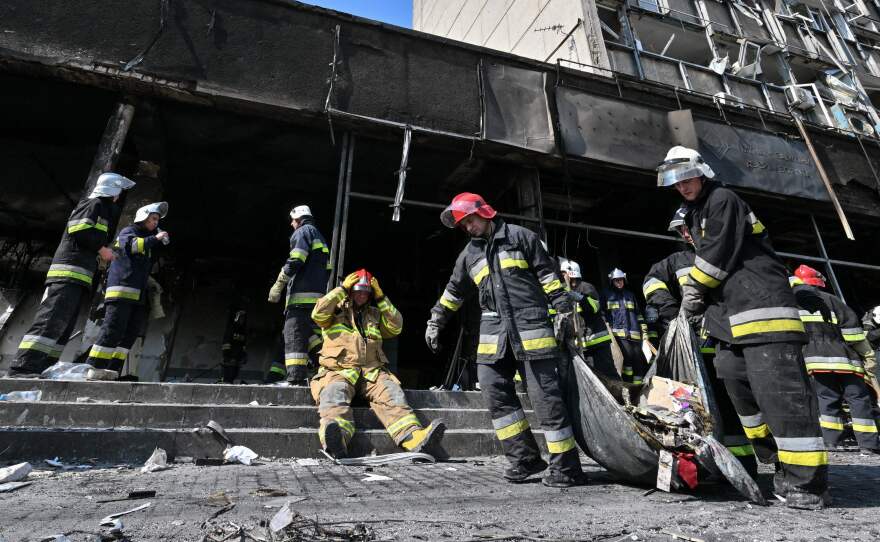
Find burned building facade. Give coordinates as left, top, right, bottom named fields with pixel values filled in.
left=1, top=0, right=879, bottom=387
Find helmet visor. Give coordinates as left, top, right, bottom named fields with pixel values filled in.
left=440, top=199, right=478, bottom=228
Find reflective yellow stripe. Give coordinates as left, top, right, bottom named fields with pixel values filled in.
left=547, top=437, right=576, bottom=454
left=363, top=368, right=380, bottom=382
left=387, top=413, right=420, bottom=437
left=439, top=297, right=460, bottom=311
left=690, top=267, right=721, bottom=288
left=499, top=258, right=529, bottom=270
left=778, top=450, right=828, bottom=467
left=522, top=337, right=556, bottom=351
left=336, top=417, right=356, bottom=437
left=743, top=423, right=771, bottom=439
left=477, top=343, right=498, bottom=355
left=843, top=331, right=867, bottom=342
left=67, top=222, right=96, bottom=234
left=751, top=221, right=765, bottom=234
left=88, top=346, right=115, bottom=360
left=46, top=269, right=92, bottom=285
left=806, top=362, right=864, bottom=374
left=339, top=368, right=360, bottom=385
left=95, top=221, right=109, bottom=232
left=542, top=279, right=563, bottom=294
left=473, top=266, right=490, bottom=285
left=643, top=281, right=669, bottom=296
left=285, top=358, right=308, bottom=367
left=133, top=237, right=145, bottom=254
left=18, top=341, right=63, bottom=357
left=820, top=419, right=845, bottom=431
left=852, top=422, right=878, bottom=433
left=106, top=289, right=140, bottom=300
left=731, top=319, right=804, bottom=338
left=727, top=444, right=755, bottom=457
left=496, top=419, right=530, bottom=440
left=269, top=365, right=286, bottom=376
left=311, top=241, right=329, bottom=253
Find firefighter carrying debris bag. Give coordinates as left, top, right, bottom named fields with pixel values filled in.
left=425, top=192, right=586, bottom=488
left=658, top=146, right=828, bottom=510
left=10, top=173, right=136, bottom=377
left=311, top=269, right=445, bottom=458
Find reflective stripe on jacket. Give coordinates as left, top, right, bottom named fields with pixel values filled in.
left=686, top=183, right=805, bottom=345
left=46, top=197, right=115, bottom=288
left=431, top=219, right=568, bottom=363
left=792, top=282, right=866, bottom=376
left=105, top=224, right=161, bottom=303
left=572, top=281, right=610, bottom=349
left=600, top=287, right=644, bottom=342
left=643, top=249, right=694, bottom=325
left=311, top=287, right=402, bottom=371
left=283, top=219, right=330, bottom=309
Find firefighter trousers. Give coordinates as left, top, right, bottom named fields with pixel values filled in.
left=478, top=350, right=582, bottom=476
left=716, top=341, right=828, bottom=496
left=221, top=350, right=245, bottom=383
left=310, top=368, right=422, bottom=449
left=618, top=338, right=647, bottom=385
left=86, top=301, right=147, bottom=373
left=702, top=351, right=757, bottom=475
left=12, top=283, right=87, bottom=374
left=274, top=307, right=322, bottom=382
left=812, top=372, right=880, bottom=450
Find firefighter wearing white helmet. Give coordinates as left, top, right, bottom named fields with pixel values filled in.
left=86, top=202, right=170, bottom=375
left=658, top=145, right=828, bottom=509
left=9, top=173, right=136, bottom=377
left=266, top=204, right=330, bottom=384
left=559, top=260, right=618, bottom=379
left=600, top=268, right=649, bottom=384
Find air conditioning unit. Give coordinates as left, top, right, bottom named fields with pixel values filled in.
left=784, top=86, right=816, bottom=110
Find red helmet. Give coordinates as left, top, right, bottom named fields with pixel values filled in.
left=352, top=268, right=373, bottom=293
left=794, top=264, right=826, bottom=288
left=440, top=192, right=497, bottom=228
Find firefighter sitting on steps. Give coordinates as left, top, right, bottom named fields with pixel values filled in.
left=310, top=269, right=445, bottom=458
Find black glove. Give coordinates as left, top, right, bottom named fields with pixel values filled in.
left=425, top=311, right=445, bottom=354
left=680, top=283, right=705, bottom=319
left=795, top=288, right=832, bottom=323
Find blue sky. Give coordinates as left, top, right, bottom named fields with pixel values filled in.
left=300, top=1, right=412, bottom=28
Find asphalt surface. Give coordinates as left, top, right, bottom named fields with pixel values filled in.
left=1, top=451, right=879, bottom=542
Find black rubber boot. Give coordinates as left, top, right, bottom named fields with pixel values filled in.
left=322, top=422, right=348, bottom=459
left=542, top=470, right=589, bottom=488
left=503, top=457, right=548, bottom=483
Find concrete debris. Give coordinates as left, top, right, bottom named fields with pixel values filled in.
left=205, top=420, right=234, bottom=446
left=223, top=445, right=258, bottom=465
left=248, top=400, right=260, bottom=406
left=253, top=488, right=288, bottom=497
left=0, top=390, right=42, bottom=401
left=104, top=518, right=124, bottom=536
left=360, top=473, right=392, bottom=482
left=335, top=452, right=435, bottom=466
left=141, top=447, right=171, bottom=473
left=97, top=490, right=157, bottom=503
left=206, top=491, right=232, bottom=507
left=202, top=503, right=236, bottom=527
left=0, top=481, right=33, bottom=492
left=295, top=458, right=320, bottom=466
left=99, top=502, right=151, bottom=526
left=0, top=462, right=31, bottom=483
left=269, top=502, right=295, bottom=532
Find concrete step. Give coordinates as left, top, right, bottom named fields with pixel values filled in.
left=0, top=426, right=542, bottom=463
left=0, top=379, right=519, bottom=409
left=0, top=400, right=539, bottom=432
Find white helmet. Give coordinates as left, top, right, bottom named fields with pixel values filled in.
left=89, top=172, right=136, bottom=199
left=290, top=205, right=312, bottom=220
left=608, top=268, right=627, bottom=281
left=657, top=146, right=715, bottom=187
left=560, top=259, right=582, bottom=279
left=872, top=306, right=880, bottom=325
left=134, top=201, right=168, bottom=223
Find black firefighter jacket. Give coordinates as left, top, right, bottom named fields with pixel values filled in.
left=282, top=218, right=330, bottom=310
left=432, top=219, right=570, bottom=363
left=46, top=197, right=116, bottom=289
left=685, top=183, right=806, bottom=346
left=643, top=249, right=694, bottom=326
left=105, top=224, right=162, bottom=303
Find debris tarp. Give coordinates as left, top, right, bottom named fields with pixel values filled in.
left=561, top=314, right=765, bottom=503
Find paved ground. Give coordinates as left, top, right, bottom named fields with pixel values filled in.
left=1, top=451, right=879, bottom=542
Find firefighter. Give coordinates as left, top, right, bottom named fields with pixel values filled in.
left=790, top=265, right=879, bottom=453
left=425, top=193, right=586, bottom=487
left=643, top=207, right=757, bottom=473
left=8, top=173, right=136, bottom=377
left=311, top=269, right=445, bottom=458
left=600, top=268, right=649, bottom=384
left=860, top=306, right=880, bottom=398
left=220, top=302, right=248, bottom=384
left=267, top=205, right=329, bottom=385
left=658, top=145, right=828, bottom=509
left=86, top=202, right=169, bottom=375
left=559, top=259, right=617, bottom=379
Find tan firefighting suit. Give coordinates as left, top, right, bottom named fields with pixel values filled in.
left=310, top=287, right=420, bottom=448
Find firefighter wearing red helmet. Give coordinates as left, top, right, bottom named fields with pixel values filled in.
left=310, top=269, right=445, bottom=458
left=790, top=266, right=880, bottom=454
left=426, top=192, right=586, bottom=487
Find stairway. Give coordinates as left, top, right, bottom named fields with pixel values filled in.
left=0, top=379, right=540, bottom=463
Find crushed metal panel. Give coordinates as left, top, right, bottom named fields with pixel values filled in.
left=693, top=119, right=830, bottom=201
left=480, top=62, right=557, bottom=154
left=555, top=88, right=676, bottom=169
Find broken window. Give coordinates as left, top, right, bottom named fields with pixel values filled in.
left=630, top=15, right=714, bottom=64
left=731, top=40, right=763, bottom=78
left=702, top=0, right=737, bottom=34
left=635, top=0, right=666, bottom=15
left=665, top=0, right=704, bottom=25
left=732, top=1, right=772, bottom=41
left=598, top=5, right=625, bottom=44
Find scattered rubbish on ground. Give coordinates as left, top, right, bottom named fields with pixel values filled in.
left=141, top=447, right=171, bottom=473
left=206, top=490, right=232, bottom=507
left=171, top=520, right=184, bottom=526
left=99, top=502, right=151, bottom=527
left=361, top=473, right=392, bottom=482
left=0, top=481, right=33, bottom=493
left=0, top=390, right=42, bottom=401
left=205, top=420, right=233, bottom=445
left=0, top=462, right=31, bottom=483
left=75, top=397, right=96, bottom=403
left=248, top=400, right=260, bottom=406
left=45, top=458, right=64, bottom=468
left=262, top=505, right=378, bottom=541
left=295, top=458, right=320, bottom=466
left=202, top=503, right=236, bottom=527
left=253, top=488, right=288, bottom=497
left=334, top=452, right=435, bottom=466
left=43, top=458, right=93, bottom=471
left=38, top=535, right=72, bottom=542
left=223, top=445, right=258, bottom=465
left=662, top=532, right=705, bottom=542
left=104, top=518, right=124, bottom=536
left=97, top=490, right=157, bottom=503
left=270, top=502, right=296, bottom=532
left=446, top=467, right=457, bottom=471
left=40, top=361, right=117, bottom=381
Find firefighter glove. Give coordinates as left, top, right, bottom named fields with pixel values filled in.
left=554, top=311, right=575, bottom=343
left=425, top=321, right=441, bottom=353
left=795, top=288, right=833, bottom=323
left=370, top=276, right=385, bottom=300
left=679, top=282, right=705, bottom=319
left=268, top=269, right=289, bottom=303
left=342, top=271, right=360, bottom=292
